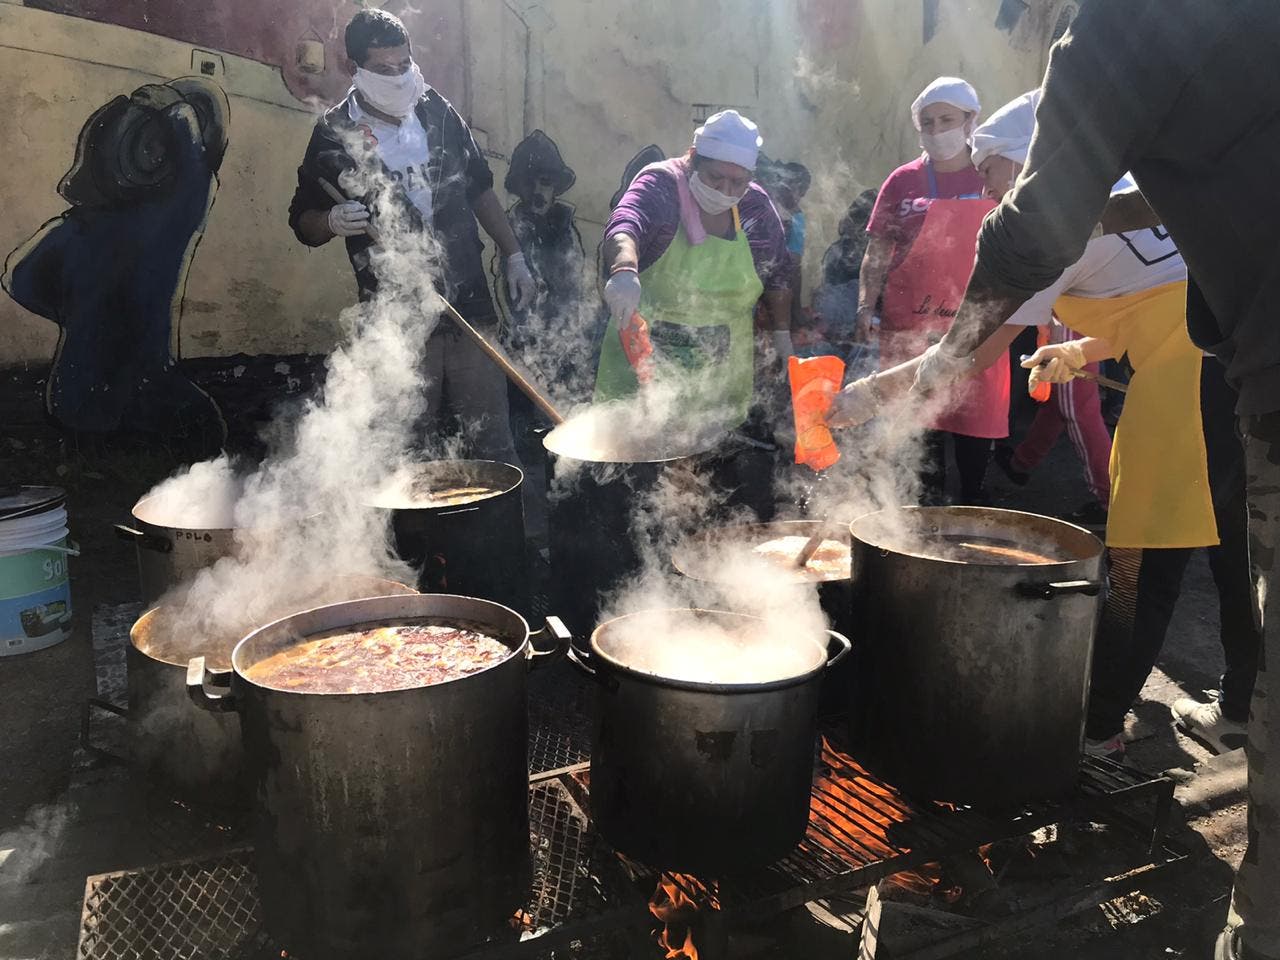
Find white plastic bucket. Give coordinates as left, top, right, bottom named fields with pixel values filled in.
left=0, top=487, right=79, bottom=656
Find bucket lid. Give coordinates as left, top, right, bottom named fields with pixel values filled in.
left=0, top=486, right=66, bottom=523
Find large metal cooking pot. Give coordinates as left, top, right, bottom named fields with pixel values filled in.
left=543, top=403, right=726, bottom=638
left=128, top=576, right=417, bottom=801
left=188, top=593, right=569, bottom=959
left=368, top=459, right=529, bottom=615
left=569, top=608, right=851, bottom=874
left=848, top=506, right=1104, bottom=805
left=115, top=492, right=241, bottom=604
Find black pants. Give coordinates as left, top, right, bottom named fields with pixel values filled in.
left=921, top=431, right=993, bottom=506
left=1086, top=359, right=1260, bottom=738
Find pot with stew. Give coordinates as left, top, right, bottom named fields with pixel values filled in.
left=187, top=593, right=569, bottom=959
left=849, top=506, right=1104, bottom=804
left=569, top=607, right=851, bottom=873
left=367, top=460, right=529, bottom=615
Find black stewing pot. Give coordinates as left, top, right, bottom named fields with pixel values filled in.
left=569, top=607, right=851, bottom=874
left=188, top=593, right=568, bottom=960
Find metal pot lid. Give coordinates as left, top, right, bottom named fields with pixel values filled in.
left=672, top=521, right=852, bottom=585
left=367, top=460, right=523, bottom=511
left=591, top=608, right=828, bottom=690
left=0, top=485, right=66, bottom=522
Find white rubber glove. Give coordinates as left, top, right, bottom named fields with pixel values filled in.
left=1021, top=340, right=1088, bottom=391
left=911, top=342, right=975, bottom=395
left=327, top=200, right=370, bottom=238
left=828, top=375, right=881, bottom=429
left=771, top=329, right=795, bottom=359
left=603, top=268, right=642, bottom=324
left=505, top=251, right=537, bottom=308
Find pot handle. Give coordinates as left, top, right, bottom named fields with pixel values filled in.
left=527, top=616, right=572, bottom=669
left=114, top=523, right=173, bottom=554
left=1015, top=579, right=1103, bottom=601
left=566, top=643, right=620, bottom=692
left=187, top=656, right=237, bottom=712
left=824, top=630, right=853, bottom=669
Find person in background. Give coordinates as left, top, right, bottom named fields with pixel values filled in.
left=287, top=8, right=535, bottom=466
left=857, top=77, right=1006, bottom=504
left=836, top=6, right=1279, bottom=954
left=595, top=110, right=791, bottom=429
left=812, top=189, right=878, bottom=359
left=770, top=161, right=811, bottom=335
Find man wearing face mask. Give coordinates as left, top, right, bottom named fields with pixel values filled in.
left=287, top=9, right=534, bottom=466
left=856, top=77, right=1006, bottom=505
left=594, top=110, right=791, bottom=429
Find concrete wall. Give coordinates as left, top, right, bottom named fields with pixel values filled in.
left=0, top=0, right=1076, bottom=365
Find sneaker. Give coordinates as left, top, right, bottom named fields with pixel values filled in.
left=1084, top=733, right=1125, bottom=758
left=1067, top=500, right=1108, bottom=528
left=1215, top=926, right=1275, bottom=960
left=1172, top=697, right=1248, bottom=754
left=992, top=444, right=1029, bottom=486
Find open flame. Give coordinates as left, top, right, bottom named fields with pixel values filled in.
left=649, top=873, right=720, bottom=959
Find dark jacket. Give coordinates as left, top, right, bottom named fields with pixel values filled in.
left=288, top=88, right=494, bottom=304
left=976, top=0, right=1280, bottom=415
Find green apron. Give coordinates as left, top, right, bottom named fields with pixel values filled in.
left=594, top=206, right=763, bottom=427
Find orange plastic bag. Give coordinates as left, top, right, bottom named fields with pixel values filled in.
left=618, top=311, right=655, bottom=384
left=788, top=355, right=845, bottom=471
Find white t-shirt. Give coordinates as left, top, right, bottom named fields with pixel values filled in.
left=349, top=98, right=433, bottom=221
left=1005, top=174, right=1186, bottom=326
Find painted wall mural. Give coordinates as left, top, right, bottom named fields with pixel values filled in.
left=2, top=77, right=230, bottom=448
left=20, top=0, right=467, bottom=110
left=492, top=130, right=586, bottom=391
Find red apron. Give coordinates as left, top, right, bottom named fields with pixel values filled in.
left=879, top=198, right=1009, bottom=439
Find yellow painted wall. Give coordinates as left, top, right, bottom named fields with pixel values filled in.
left=0, top=0, right=1072, bottom=364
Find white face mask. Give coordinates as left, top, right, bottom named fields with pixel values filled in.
left=688, top=171, right=742, bottom=215
left=354, top=61, right=425, bottom=118
left=920, top=126, right=969, bottom=162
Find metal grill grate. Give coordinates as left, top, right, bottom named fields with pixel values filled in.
left=526, top=665, right=592, bottom=776
left=78, top=851, right=266, bottom=960
left=79, top=739, right=1172, bottom=960
left=79, top=779, right=612, bottom=960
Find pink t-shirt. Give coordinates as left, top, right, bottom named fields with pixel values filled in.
left=866, top=156, right=984, bottom=269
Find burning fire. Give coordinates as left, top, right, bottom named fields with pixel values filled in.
left=649, top=873, right=719, bottom=959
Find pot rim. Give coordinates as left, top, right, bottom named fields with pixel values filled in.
left=542, top=402, right=727, bottom=465
left=132, top=576, right=419, bottom=671
left=229, top=593, right=532, bottom=698
left=671, top=520, right=853, bottom=586
left=849, top=505, right=1103, bottom=568
left=366, top=458, right=524, bottom=511
left=589, top=607, right=833, bottom=693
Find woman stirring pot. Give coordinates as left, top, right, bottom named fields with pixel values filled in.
left=594, top=110, right=791, bottom=430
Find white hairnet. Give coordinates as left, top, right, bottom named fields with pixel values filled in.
left=910, top=77, right=982, bottom=130
left=692, top=109, right=763, bottom=171
left=970, top=90, right=1041, bottom=168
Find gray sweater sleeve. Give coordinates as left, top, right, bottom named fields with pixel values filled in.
left=975, top=0, right=1185, bottom=297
